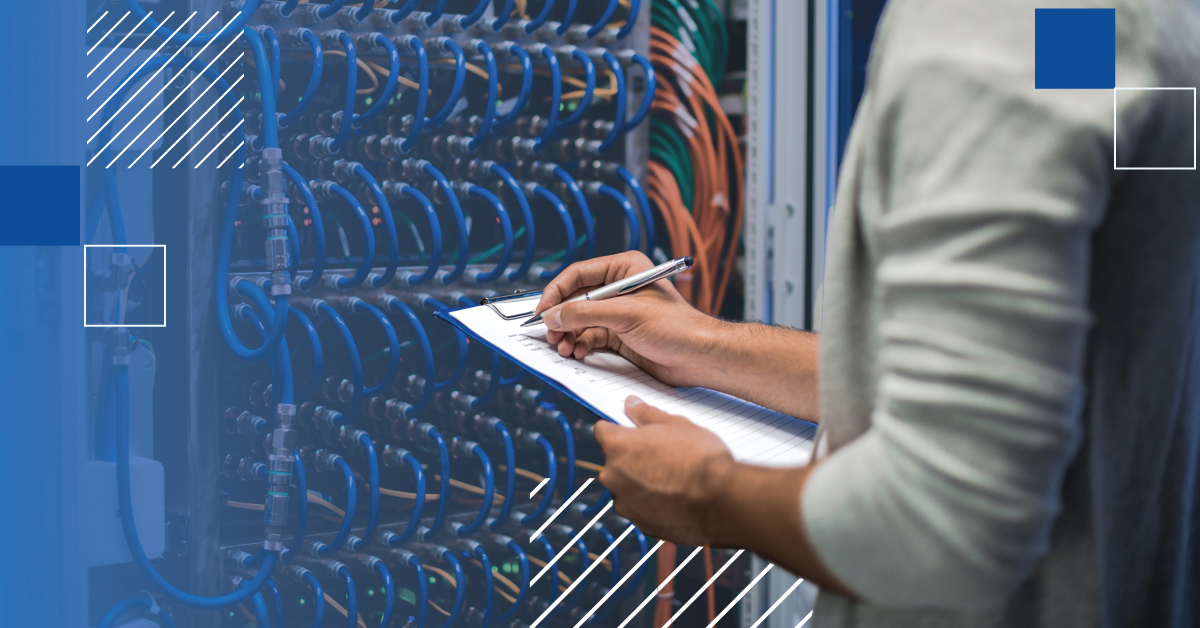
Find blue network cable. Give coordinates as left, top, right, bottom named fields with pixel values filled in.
left=336, top=565, right=358, bottom=628
left=493, top=43, right=532, bottom=129
left=434, top=550, right=466, bottom=628
left=378, top=296, right=435, bottom=416
left=555, top=49, right=596, bottom=131
left=315, top=301, right=364, bottom=422
left=288, top=307, right=323, bottom=402
left=397, top=35, right=429, bottom=152
left=529, top=185, right=577, bottom=279
left=524, top=0, right=558, bottom=33
left=614, top=525, right=650, bottom=597
left=262, top=27, right=282, bottom=101
left=317, top=0, right=348, bottom=20
left=397, top=551, right=429, bottom=628
left=354, top=301, right=399, bottom=395
left=418, top=162, right=468, bottom=284
left=264, top=579, right=285, bottom=627
left=355, top=0, right=378, bottom=21
left=616, top=0, right=641, bottom=39
left=237, top=281, right=295, bottom=403
left=594, top=184, right=641, bottom=252
left=551, top=165, right=595, bottom=259
left=521, top=434, right=558, bottom=524
left=321, top=182, right=376, bottom=289
left=566, top=533, right=592, bottom=610
left=593, top=524, right=622, bottom=591
left=548, top=408, right=576, bottom=497
left=237, top=305, right=285, bottom=406
left=381, top=449, right=426, bottom=546
left=616, top=165, right=655, bottom=255
left=281, top=31, right=323, bottom=127
left=417, top=295, right=469, bottom=391
left=454, top=441, right=495, bottom=536
left=302, top=571, right=326, bottom=627
left=380, top=0, right=421, bottom=25
left=582, top=488, right=612, bottom=516
left=421, top=424, right=452, bottom=533
left=329, top=31, right=357, bottom=152
left=346, top=164, right=399, bottom=287
left=282, top=164, right=326, bottom=291
left=625, top=53, right=656, bottom=131
left=532, top=536, right=559, bottom=604
left=370, top=559, right=395, bottom=628
left=425, top=38, right=466, bottom=127
left=252, top=590, right=273, bottom=628
left=464, top=185, right=513, bottom=282
left=354, top=34, right=399, bottom=127
left=490, top=164, right=536, bottom=281
left=314, top=456, right=358, bottom=557
left=468, top=40, right=498, bottom=150
left=280, top=0, right=302, bottom=17
left=457, top=0, right=492, bottom=29
left=98, top=596, right=177, bottom=628
left=389, top=184, right=442, bottom=285
left=556, top=0, right=580, bottom=35
left=492, top=538, right=530, bottom=622
left=484, top=418, right=517, bottom=530
left=597, top=51, right=627, bottom=153
left=468, top=545, right=495, bottom=626
left=489, top=0, right=516, bottom=30
left=588, top=0, right=623, bottom=37
left=533, top=45, right=562, bottom=150
left=349, top=433, right=381, bottom=554
left=417, top=0, right=452, bottom=28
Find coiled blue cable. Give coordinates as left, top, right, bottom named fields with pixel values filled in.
left=459, top=0, right=491, bottom=28
left=420, top=163, right=468, bottom=283
left=533, top=536, right=559, bottom=603
left=616, top=0, right=641, bottom=39
left=488, top=420, right=517, bottom=530
left=252, top=590, right=273, bottom=628
left=472, top=545, right=495, bottom=626
left=318, top=0, right=348, bottom=20
left=316, top=457, right=359, bottom=557
left=466, top=186, right=513, bottom=282
left=355, top=0, right=378, bottom=21
left=426, top=39, right=466, bottom=127
left=350, top=433, right=380, bottom=553
left=555, top=49, right=596, bottom=130
left=426, top=426, right=451, bottom=532
left=404, top=554, right=429, bottom=628
left=337, top=566, right=358, bottom=628
left=237, top=306, right=284, bottom=406
left=263, top=27, right=282, bottom=100
left=535, top=46, right=562, bottom=150
left=478, top=352, right=503, bottom=407
left=468, top=40, right=498, bottom=150
left=625, top=54, right=656, bottom=131
left=490, top=0, right=516, bottom=30
left=247, top=29, right=280, bottom=149
left=302, top=571, right=326, bottom=627
left=396, top=185, right=442, bottom=285
left=493, top=44, right=532, bottom=129
left=491, top=164, right=535, bottom=281
left=594, top=524, right=621, bottom=590
left=98, top=596, right=177, bottom=628
left=398, top=36, right=429, bottom=152
left=326, top=182, right=375, bottom=289
left=436, top=551, right=466, bottom=628
left=331, top=32, right=357, bottom=152
left=289, top=307, right=323, bottom=402
left=283, top=164, right=326, bottom=291
left=420, top=0, right=452, bottom=27
left=355, top=35, right=399, bottom=127
left=385, top=0, right=421, bottom=24
left=281, top=0, right=301, bottom=16
left=373, top=559, right=395, bottom=628
left=237, top=281, right=295, bottom=403
left=119, top=0, right=260, bottom=46
left=281, top=32, right=323, bottom=127
left=614, top=525, right=650, bottom=597
left=387, top=450, right=426, bottom=545
left=457, top=443, right=495, bottom=535
left=521, top=436, right=558, bottom=524
left=587, top=0, right=622, bottom=37
left=499, top=360, right=527, bottom=387
left=380, top=298, right=435, bottom=416
left=556, top=0, right=579, bottom=35
left=316, top=301, right=363, bottom=422
left=494, top=539, right=529, bottom=622
left=531, top=185, right=577, bottom=279
left=617, top=166, right=655, bottom=255
left=265, top=578, right=285, bottom=627
left=420, top=296, right=469, bottom=391
left=525, top=0, right=558, bottom=33
left=117, top=365, right=280, bottom=606
left=552, top=413, right=576, bottom=497
left=597, top=51, right=627, bottom=153
left=597, top=184, right=641, bottom=252
left=567, top=534, right=592, bottom=609
left=355, top=302, right=399, bottom=395
left=551, top=166, right=595, bottom=259
left=351, top=165, right=399, bottom=287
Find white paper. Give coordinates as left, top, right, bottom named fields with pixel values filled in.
left=450, top=305, right=816, bottom=467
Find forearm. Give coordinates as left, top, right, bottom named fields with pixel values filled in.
left=695, top=321, right=821, bottom=421
left=702, top=459, right=853, bottom=597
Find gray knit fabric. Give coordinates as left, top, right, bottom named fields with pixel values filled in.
left=802, top=1, right=1200, bottom=626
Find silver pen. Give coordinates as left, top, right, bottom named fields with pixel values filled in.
left=520, top=257, right=694, bottom=327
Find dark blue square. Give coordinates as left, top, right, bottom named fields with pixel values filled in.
left=1035, top=8, right=1115, bottom=89
left=0, top=166, right=80, bottom=246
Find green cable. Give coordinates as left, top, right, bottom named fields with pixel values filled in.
left=652, top=121, right=696, bottom=210
left=391, top=209, right=427, bottom=266
left=319, top=209, right=353, bottom=265
left=653, top=2, right=713, bottom=80
left=468, top=226, right=525, bottom=264
left=651, top=122, right=694, bottom=191
left=533, top=235, right=588, bottom=264
left=364, top=340, right=416, bottom=364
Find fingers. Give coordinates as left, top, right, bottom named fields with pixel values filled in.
left=544, top=298, right=642, bottom=335
left=624, top=396, right=685, bottom=427
left=535, top=252, right=655, bottom=315
left=554, top=331, right=577, bottom=357
left=571, top=327, right=615, bottom=360
left=593, top=418, right=629, bottom=450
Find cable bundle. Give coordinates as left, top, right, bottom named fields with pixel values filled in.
left=647, top=0, right=740, bottom=317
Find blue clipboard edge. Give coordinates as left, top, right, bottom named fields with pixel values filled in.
left=433, top=306, right=625, bottom=425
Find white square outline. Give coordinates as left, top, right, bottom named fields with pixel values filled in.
left=1113, top=87, right=1197, bottom=170
left=84, top=244, right=167, bottom=328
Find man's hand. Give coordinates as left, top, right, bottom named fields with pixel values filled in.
left=535, top=251, right=728, bottom=389
left=593, top=395, right=736, bottom=546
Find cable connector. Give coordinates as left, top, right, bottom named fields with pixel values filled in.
left=282, top=564, right=313, bottom=586
left=331, top=158, right=361, bottom=183
left=384, top=398, right=416, bottom=422
left=338, top=427, right=369, bottom=451
left=318, top=29, right=349, bottom=48
left=381, top=444, right=413, bottom=468
left=338, top=6, right=367, bottom=27
left=313, top=449, right=344, bottom=473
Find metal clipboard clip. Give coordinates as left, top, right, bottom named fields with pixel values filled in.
left=480, top=289, right=545, bottom=320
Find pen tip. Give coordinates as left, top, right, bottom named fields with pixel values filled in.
left=683, top=256, right=694, bottom=267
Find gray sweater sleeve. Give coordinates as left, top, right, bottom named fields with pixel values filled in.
left=800, top=0, right=1135, bottom=611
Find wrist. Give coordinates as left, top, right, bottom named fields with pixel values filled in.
left=695, top=454, right=739, bottom=544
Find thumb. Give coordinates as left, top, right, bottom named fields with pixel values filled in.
left=624, top=396, right=682, bottom=427
left=544, top=298, right=641, bottom=334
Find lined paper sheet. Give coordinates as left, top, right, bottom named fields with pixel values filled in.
left=449, top=305, right=816, bottom=467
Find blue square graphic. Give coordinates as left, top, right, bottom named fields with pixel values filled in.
left=1035, top=8, right=1116, bottom=89
left=0, top=166, right=80, bottom=246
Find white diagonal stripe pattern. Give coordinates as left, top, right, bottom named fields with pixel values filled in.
left=122, top=36, right=246, bottom=167
left=87, top=11, right=209, bottom=127
left=530, top=500, right=613, bottom=584
left=615, top=545, right=706, bottom=628
left=88, top=12, right=128, bottom=55
left=572, top=539, right=666, bottom=628
left=706, top=562, right=773, bottom=628
left=193, top=120, right=245, bottom=168
left=88, top=11, right=110, bottom=33
left=85, top=13, right=189, bottom=125
left=530, top=524, right=636, bottom=628
left=87, top=11, right=153, bottom=78
left=88, top=13, right=173, bottom=98
left=147, top=81, right=242, bottom=167
left=795, top=610, right=814, bottom=628
left=748, top=577, right=806, bottom=628
left=662, top=549, right=745, bottom=628
left=530, top=477, right=550, bottom=497
left=216, top=140, right=245, bottom=169
left=529, top=477, right=594, bottom=541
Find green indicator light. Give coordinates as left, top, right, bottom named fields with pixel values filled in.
left=368, top=589, right=375, bottom=596
left=429, top=577, right=437, bottom=584
left=497, top=100, right=503, bottom=107
left=492, top=566, right=499, bottom=572
left=568, top=101, right=578, bottom=112
left=366, top=97, right=374, bottom=105
left=502, top=564, right=511, bottom=573
left=559, top=103, right=565, bottom=111
left=299, top=598, right=306, bottom=605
